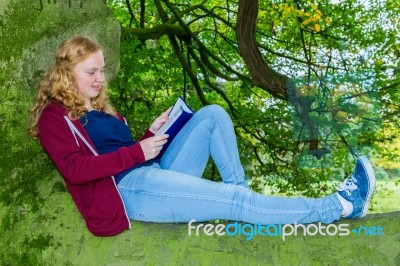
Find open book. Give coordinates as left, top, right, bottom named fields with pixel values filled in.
left=155, top=97, right=194, bottom=156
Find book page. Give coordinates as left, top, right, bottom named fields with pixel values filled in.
left=155, top=107, right=183, bottom=135
left=155, top=97, right=193, bottom=136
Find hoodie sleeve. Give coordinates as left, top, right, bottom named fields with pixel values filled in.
left=38, top=108, right=146, bottom=185
left=140, top=129, right=155, bottom=140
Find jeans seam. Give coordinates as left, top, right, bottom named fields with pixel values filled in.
left=213, top=116, right=243, bottom=183
left=166, top=114, right=243, bottom=184
left=119, top=188, right=318, bottom=216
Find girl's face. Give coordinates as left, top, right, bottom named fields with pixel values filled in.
left=73, top=50, right=105, bottom=104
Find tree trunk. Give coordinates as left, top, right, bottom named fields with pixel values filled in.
left=236, top=0, right=320, bottom=151
left=236, top=0, right=289, bottom=100
left=2, top=185, right=398, bottom=265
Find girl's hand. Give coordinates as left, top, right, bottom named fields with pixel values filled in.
left=149, top=107, right=172, bottom=134
left=139, top=135, right=169, bottom=161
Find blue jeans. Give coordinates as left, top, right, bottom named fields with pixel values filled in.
left=117, top=105, right=343, bottom=224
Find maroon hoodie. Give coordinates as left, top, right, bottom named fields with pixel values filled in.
left=38, top=101, right=153, bottom=236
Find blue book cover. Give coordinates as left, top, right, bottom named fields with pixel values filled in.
left=156, top=97, right=195, bottom=156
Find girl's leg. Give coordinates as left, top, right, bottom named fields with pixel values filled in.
left=117, top=164, right=343, bottom=224
left=160, top=105, right=248, bottom=187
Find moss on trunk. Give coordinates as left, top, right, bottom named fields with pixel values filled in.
left=1, top=171, right=399, bottom=265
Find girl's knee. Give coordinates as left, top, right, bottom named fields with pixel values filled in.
left=199, top=104, right=228, bottom=118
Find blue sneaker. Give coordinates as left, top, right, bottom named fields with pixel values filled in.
left=336, top=155, right=376, bottom=218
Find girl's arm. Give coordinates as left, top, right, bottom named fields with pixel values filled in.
left=39, top=109, right=146, bottom=185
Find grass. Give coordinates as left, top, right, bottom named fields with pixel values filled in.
left=370, top=179, right=400, bottom=213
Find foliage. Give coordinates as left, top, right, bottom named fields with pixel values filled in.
left=0, top=1, right=398, bottom=263
left=106, top=0, right=400, bottom=195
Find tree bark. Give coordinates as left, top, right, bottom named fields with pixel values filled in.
left=236, top=0, right=320, bottom=151
left=236, top=0, right=289, bottom=100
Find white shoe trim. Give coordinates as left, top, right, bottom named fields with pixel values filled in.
left=358, top=155, right=376, bottom=217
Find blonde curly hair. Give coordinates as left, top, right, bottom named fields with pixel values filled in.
left=29, top=36, right=116, bottom=138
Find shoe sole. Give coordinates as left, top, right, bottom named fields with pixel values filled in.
left=358, top=155, right=376, bottom=217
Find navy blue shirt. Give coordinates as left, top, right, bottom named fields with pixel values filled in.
left=80, top=110, right=136, bottom=184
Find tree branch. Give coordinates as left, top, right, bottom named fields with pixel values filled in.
left=154, top=0, right=208, bottom=106
left=162, top=0, right=249, bottom=82
left=140, top=0, right=145, bottom=28
left=236, top=0, right=289, bottom=100
left=121, top=23, right=187, bottom=41
left=125, top=0, right=139, bottom=28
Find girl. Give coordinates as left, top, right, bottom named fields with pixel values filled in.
left=29, top=36, right=375, bottom=236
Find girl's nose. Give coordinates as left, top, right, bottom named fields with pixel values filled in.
left=96, top=71, right=105, bottom=82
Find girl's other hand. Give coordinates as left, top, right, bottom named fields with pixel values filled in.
left=149, top=107, right=172, bottom=134
left=139, top=134, right=169, bottom=161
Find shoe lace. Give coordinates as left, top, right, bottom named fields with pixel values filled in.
left=337, top=175, right=358, bottom=197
